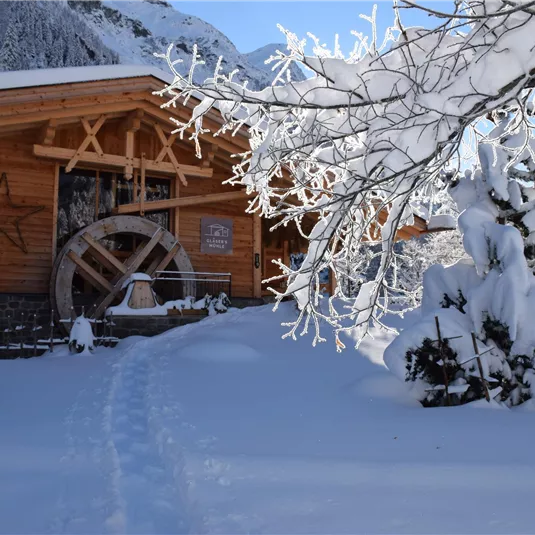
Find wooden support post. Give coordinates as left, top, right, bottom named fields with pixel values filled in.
left=253, top=213, right=262, bottom=299
left=140, top=153, right=146, bottom=216
left=133, top=169, right=139, bottom=202
left=111, top=173, right=117, bottom=209
left=51, top=163, right=59, bottom=261
left=32, top=314, right=38, bottom=357
left=173, top=181, right=180, bottom=239
left=41, top=118, right=57, bottom=146
left=95, top=170, right=100, bottom=218
left=49, top=313, right=54, bottom=353
left=125, top=130, right=134, bottom=180
left=471, top=332, right=491, bottom=402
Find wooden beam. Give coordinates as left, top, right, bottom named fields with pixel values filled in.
left=113, top=190, right=249, bottom=215
left=33, top=144, right=214, bottom=178
left=153, top=122, right=187, bottom=186
left=0, top=77, right=160, bottom=108
left=81, top=117, right=104, bottom=156
left=147, top=241, right=181, bottom=277
left=66, top=115, right=106, bottom=172
left=253, top=213, right=262, bottom=299
left=0, top=99, right=149, bottom=128
left=202, top=144, right=218, bottom=168
left=40, top=118, right=57, bottom=146
left=144, top=94, right=251, bottom=153
left=125, top=108, right=144, bottom=133
left=67, top=251, right=114, bottom=295
left=81, top=232, right=127, bottom=275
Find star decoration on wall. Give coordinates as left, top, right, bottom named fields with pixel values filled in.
left=0, top=172, right=45, bottom=253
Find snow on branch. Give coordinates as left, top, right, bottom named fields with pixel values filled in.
left=155, top=1, right=535, bottom=347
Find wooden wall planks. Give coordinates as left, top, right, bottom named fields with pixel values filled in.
left=0, top=120, right=258, bottom=297
left=0, top=132, right=55, bottom=293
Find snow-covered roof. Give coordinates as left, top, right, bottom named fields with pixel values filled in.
left=0, top=65, right=173, bottom=91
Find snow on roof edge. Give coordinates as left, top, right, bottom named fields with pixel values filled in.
left=0, top=65, right=173, bottom=92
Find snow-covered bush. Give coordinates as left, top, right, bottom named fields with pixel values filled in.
left=68, top=315, right=95, bottom=355
left=157, top=1, right=535, bottom=347
left=181, top=293, right=232, bottom=316
left=385, top=131, right=535, bottom=407
left=211, top=292, right=231, bottom=314
left=195, top=292, right=231, bottom=316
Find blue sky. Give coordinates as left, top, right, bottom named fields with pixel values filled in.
left=171, top=1, right=454, bottom=54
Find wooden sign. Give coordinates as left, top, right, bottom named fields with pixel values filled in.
left=201, top=217, right=233, bottom=255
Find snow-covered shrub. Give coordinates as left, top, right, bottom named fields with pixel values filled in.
left=190, top=292, right=231, bottom=315
left=166, top=296, right=195, bottom=311
left=192, top=294, right=212, bottom=311
left=68, top=315, right=95, bottom=355
left=385, top=133, right=535, bottom=407
left=212, top=292, right=231, bottom=314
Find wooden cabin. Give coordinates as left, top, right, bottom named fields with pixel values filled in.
left=0, top=65, right=431, bottom=333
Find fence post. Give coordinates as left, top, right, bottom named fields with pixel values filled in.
left=19, top=312, right=25, bottom=354
left=471, top=332, right=491, bottom=402
left=434, top=315, right=451, bottom=406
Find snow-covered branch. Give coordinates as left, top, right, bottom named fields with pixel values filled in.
left=155, top=1, right=535, bottom=346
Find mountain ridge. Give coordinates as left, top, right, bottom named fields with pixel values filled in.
left=0, top=0, right=306, bottom=89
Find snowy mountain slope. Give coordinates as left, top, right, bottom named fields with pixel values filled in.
left=2, top=303, right=535, bottom=533
left=75, top=0, right=306, bottom=88
left=0, top=0, right=306, bottom=89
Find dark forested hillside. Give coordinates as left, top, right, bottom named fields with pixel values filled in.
left=0, top=1, right=119, bottom=71
left=0, top=0, right=306, bottom=88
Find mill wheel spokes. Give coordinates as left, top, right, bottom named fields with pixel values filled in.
left=50, top=216, right=193, bottom=329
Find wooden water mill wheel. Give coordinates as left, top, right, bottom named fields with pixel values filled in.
left=50, top=215, right=193, bottom=329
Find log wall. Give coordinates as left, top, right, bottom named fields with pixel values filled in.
left=0, top=122, right=256, bottom=297
left=0, top=131, right=56, bottom=294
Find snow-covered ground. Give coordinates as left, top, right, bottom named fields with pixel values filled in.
left=1, top=302, right=535, bottom=534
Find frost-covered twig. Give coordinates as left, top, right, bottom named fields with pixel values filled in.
left=155, top=1, right=535, bottom=347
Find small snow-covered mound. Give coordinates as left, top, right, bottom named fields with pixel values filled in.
left=179, top=340, right=261, bottom=363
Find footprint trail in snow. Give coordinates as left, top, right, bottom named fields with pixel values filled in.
left=106, top=344, right=194, bottom=534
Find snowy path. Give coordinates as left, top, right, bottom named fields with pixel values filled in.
left=104, top=342, right=190, bottom=533
left=2, top=303, right=535, bottom=533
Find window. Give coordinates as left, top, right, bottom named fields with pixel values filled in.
left=56, top=167, right=171, bottom=251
